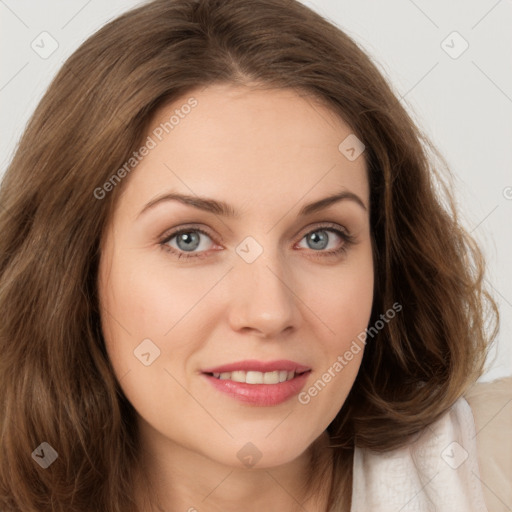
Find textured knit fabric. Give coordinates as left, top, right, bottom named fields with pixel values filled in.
left=351, top=395, right=490, bottom=511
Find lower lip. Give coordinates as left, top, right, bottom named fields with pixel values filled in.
left=203, top=372, right=311, bottom=406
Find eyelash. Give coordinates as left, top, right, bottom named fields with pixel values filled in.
left=159, top=223, right=356, bottom=261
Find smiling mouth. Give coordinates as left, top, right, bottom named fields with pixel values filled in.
left=205, top=370, right=310, bottom=384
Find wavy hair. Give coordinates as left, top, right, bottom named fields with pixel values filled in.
left=0, top=0, right=499, bottom=510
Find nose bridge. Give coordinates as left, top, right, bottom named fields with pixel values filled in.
left=228, top=234, right=298, bottom=336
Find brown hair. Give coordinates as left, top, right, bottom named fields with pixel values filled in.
left=0, top=0, right=499, bottom=510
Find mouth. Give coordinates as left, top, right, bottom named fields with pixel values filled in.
left=201, top=360, right=312, bottom=406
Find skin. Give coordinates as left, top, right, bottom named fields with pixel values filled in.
left=98, top=83, right=374, bottom=512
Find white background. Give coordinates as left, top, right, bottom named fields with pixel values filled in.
left=1, top=0, right=511, bottom=381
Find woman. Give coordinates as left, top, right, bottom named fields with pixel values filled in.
left=0, top=0, right=509, bottom=511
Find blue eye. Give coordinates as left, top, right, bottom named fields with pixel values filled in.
left=160, top=223, right=355, bottom=260
left=161, top=227, right=215, bottom=259
left=299, top=229, right=343, bottom=252
left=296, top=226, right=355, bottom=258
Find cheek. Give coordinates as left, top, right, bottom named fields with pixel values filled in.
left=303, top=247, right=374, bottom=347
left=325, top=275, right=373, bottom=335
left=97, top=249, right=202, bottom=435
left=99, top=247, right=215, bottom=344
left=97, top=246, right=226, bottom=405
left=298, top=251, right=373, bottom=413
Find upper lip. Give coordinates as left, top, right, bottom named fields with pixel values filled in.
left=202, top=359, right=311, bottom=374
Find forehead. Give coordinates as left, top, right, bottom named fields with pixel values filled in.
left=116, top=83, right=368, bottom=219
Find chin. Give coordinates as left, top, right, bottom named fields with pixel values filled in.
left=202, top=431, right=320, bottom=471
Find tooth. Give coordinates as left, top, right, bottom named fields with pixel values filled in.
left=246, top=371, right=263, bottom=384
left=263, top=371, right=280, bottom=384
left=231, top=371, right=246, bottom=383
left=214, top=370, right=297, bottom=384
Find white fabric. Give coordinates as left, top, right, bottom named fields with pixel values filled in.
left=351, top=396, right=489, bottom=511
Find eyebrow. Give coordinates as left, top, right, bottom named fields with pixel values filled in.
left=137, top=189, right=367, bottom=219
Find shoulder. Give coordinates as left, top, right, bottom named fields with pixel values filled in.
left=464, top=377, right=512, bottom=512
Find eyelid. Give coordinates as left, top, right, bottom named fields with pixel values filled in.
left=159, top=221, right=355, bottom=259
left=159, top=221, right=349, bottom=243
left=296, top=221, right=351, bottom=238
left=159, top=223, right=221, bottom=244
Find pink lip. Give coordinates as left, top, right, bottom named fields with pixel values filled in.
left=201, top=359, right=311, bottom=406
left=202, top=359, right=311, bottom=374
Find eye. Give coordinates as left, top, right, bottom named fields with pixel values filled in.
left=296, top=224, right=355, bottom=258
left=159, top=223, right=355, bottom=260
left=160, top=226, right=216, bottom=259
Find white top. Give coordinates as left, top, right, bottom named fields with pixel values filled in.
left=351, top=396, right=489, bottom=511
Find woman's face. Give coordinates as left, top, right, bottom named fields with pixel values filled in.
left=98, top=83, right=373, bottom=469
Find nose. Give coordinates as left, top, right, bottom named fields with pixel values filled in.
left=227, top=246, right=300, bottom=339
